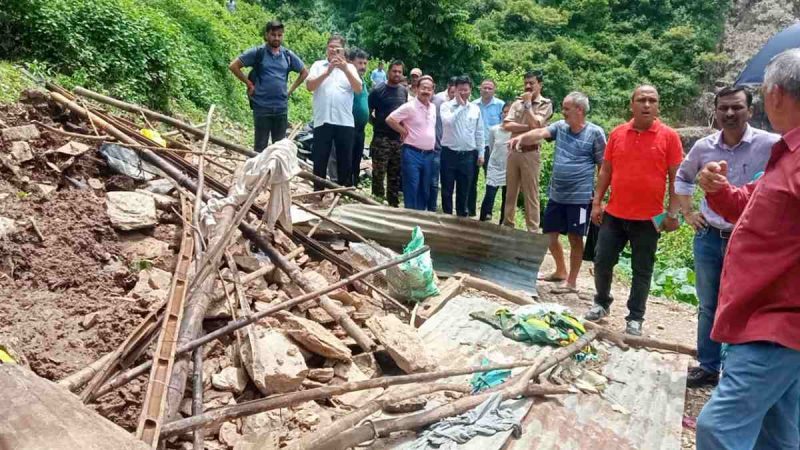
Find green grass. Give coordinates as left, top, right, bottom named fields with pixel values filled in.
left=0, top=62, right=36, bottom=103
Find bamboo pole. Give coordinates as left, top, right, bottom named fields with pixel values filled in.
left=160, top=357, right=551, bottom=437
left=73, top=86, right=257, bottom=158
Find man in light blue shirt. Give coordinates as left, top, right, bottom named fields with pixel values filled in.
left=440, top=75, right=484, bottom=217
left=370, top=62, right=387, bottom=87
left=508, top=91, right=606, bottom=291
left=676, top=86, right=779, bottom=389
left=471, top=79, right=505, bottom=217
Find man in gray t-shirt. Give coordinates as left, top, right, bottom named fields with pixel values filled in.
left=508, top=91, right=606, bottom=291
left=229, top=20, right=308, bottom=152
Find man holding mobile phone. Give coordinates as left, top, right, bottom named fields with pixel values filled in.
left=306, top=34, right=363, bottom=189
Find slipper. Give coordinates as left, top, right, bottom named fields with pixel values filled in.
left=550, top=286, right=579, bottom=295
left=538, top=274, right=566, bottom=282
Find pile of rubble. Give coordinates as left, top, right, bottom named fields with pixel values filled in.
left=0, top=84, right=699, bottom=450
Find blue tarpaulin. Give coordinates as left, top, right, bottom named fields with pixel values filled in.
left=736, top=22, right=800, bottom=86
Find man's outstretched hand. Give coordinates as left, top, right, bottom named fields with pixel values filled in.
left=698, top=161, right=729, bottom=193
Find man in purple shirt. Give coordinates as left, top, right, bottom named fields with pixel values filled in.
left=675, top=85, right=779, bottom=388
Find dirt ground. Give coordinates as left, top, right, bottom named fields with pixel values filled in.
left=537, top=251, right=708, bottom=449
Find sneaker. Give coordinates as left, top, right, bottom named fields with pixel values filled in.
left=625, top=320, right=643, bottom=336
left=584, top=305, right=609, bottom=322
left=686, top=367, right=719, bottom=388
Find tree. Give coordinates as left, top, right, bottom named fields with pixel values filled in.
left=359, top=0, right=483, bottom=86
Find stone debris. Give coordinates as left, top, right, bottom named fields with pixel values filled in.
left=278, top=312, right=352, bottom=361
left=234, top=431, right=280, bottom=450
left=54, top=141, right=90, bottom=156
left=10, top=141, right=33, bottom=162
left=219, top=421, right=243, bottom=448
left=242, top=328, right=308, bottom=395
left=119, top=234, right=171, bottom=261
left=80, top=312, right=99, bottom=330
left=0, top=216, right=18, bottom=239
left=129, top=268, right=172, bottom=306
left=365, top=315, right=437, bottom=373
left=106, top=191, right=157, bottom=230
left=2, top=124, right=40, bottom=141
left=307, top=368, right=335, bottom=383
left=212, top=366, right=249, bottom=394
left=331, top=360, right=384, bottom=408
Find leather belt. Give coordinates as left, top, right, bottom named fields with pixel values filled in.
left=709, top=226, right=732, bottom=240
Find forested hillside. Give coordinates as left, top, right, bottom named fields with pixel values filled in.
left=2, top=0, right=730, bottom=127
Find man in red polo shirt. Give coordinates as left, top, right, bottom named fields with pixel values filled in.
left=694, top=49, right=800, bottom=450
left=585, top=85, right=683, bottom=336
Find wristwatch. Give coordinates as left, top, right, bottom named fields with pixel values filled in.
left=666, top=210, right=680, bottom=220
left=523, top=102, right=532, bottom=110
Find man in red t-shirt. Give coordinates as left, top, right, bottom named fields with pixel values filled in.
left=585, top=85, right=683, bottom=336
left=693, top=49, right=800, bottom=450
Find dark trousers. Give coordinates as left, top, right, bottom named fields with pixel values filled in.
left=401, top=145, right=436, bottom=210
left=427, top=148, right=441, bottom=212
left=253, top=112, right=288, bottom=152
left=479, top=185, right=506, bottom=224
left=440, top=147, right=477, bottom=217
left=593, top=212, right=660, bottom=322
left=468, top=145, right=490, bottom=216
left=313, top=123, right=354, bottom=189
left=351, top=124, right=366, bottom=187
left=694, top=227, right=728, bottom=374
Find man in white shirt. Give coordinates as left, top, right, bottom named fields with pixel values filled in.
left=440, top=75, right=484, bottom=217
left=305, top=34, right=363, bottom=189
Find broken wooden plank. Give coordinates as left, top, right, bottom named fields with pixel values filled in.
left=414, top=274, right=465, bottom=327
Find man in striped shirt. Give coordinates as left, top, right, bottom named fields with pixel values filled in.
left=509, top=91, right=606, bottom=291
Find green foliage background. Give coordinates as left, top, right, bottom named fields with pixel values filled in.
left=0, top=0, right=731, bottom=304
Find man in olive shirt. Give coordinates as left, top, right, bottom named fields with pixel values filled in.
left=503, top=70, right=553, bottom=231
left=349, top=48, right=370, bottom=186
left=368, top=60, right=408, bottom=206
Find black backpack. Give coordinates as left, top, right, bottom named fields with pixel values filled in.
left=247, top=45, right=292, bottom=109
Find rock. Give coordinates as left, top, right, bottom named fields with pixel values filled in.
left=233, top=255, right=265, bottom=273
left=106, top=191, right=157, bottom=230
left=81, top=312, right=99, bottom=329
left=241, top=328, right=308, bottom=395
left=219, top=422, right=243, bottom=448
left=278, top=312, right=352, bottom=361
left=0, top=216, right=17, bottom=239
left=384, top=397, right=427, bottom=414
left=205, top=390, right=234, bottom=410
left=143, top=178, right=174, bottom=195
left=37, top=183, right=57, bottom=196
left=54, top=141, right=90, bottom=156
left=676, top=127, right=714, bottom=154
left=134, top=189, right=178, bottom=210
left=234, top=431, right=279, bottom=450
left=352, top=352, right=381, bottom=379
left=129, top=268, right=172, bottom=306
left=307, top=368, right=335, bottom=383
left=119, top=233, right=171, bottom=261
left=306, top=307, right=334, bottom=325
left=87, top=178, right=104, bottom=190
left=329, top=289, right=361, bottom=307
left=241, top=409, right=288, bottom=435
left=292, top=401, right=333, bottom=430
left=10, top=141, right=33, bottom=162
left=2, top=124, right=40, bottom=141
left=202, top=440, right=227, bottom=450
left=212, top=366, right=249, bottom=394
left=301, top=270, right=329, bottom=291
left=365, top=315, right=436, bottom=373
left=331, top=361, right=384, bottom=408
left=179, top=398, right=193, bottom=417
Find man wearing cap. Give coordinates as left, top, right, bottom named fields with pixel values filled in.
left=408, top=68, right=422, bottom=100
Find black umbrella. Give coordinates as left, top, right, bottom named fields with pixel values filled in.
left=735, top=22, right=800, bottom=86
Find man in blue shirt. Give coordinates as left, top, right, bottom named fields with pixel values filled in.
left=229, top=20, right=308, bottom=152
left=509, top=91, right=606, bottom=291
left=471, top=79, right=505, bottom=217
left=370, top=62, right=387, bottom=87
left=676, top=86, right=778, bottom=388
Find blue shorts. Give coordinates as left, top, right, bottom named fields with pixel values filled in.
left=542, top=200, right=592, bottom=236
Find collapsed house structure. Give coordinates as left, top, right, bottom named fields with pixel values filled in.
left=0, top=83, right=697, bottom=450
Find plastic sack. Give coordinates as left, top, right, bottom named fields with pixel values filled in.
left=397, top=226, right=439, bottom=301
left=99, top=143, right=161, bottom=181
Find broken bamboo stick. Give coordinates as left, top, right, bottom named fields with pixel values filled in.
left=582, top=321, right=696, bottom=356
left=321, top=329, right=599, bottom=449
left=73, top=86, right=257, bottom=158
left=462, top=275, right=534, bottom=305
left=136, top=197, right=195, bottom=447
left=307, top=194, right=341, bottom=238
left=57, top=352, right=116, bottom=392
left=33, top=120, right=112, bottom=140
left=191, top=347, right=204, bottom=450
left=160, top=356, right=551, bottom=437
left=296, top=169, right=380, bottom=206
left=93, top=247, right=428, bottom=399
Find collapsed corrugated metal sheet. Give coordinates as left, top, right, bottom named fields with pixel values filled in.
left=329, top=204, right=549, bottom=294
left=382, top=295, right=690, bottom=450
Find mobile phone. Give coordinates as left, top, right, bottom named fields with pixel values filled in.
left=335, top=47, right=344, bottom=57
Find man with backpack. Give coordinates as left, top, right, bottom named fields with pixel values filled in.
left=229, top=20, right=308, bottom=152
